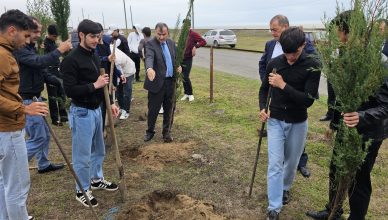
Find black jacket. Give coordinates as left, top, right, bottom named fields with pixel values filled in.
left=144, top=38, right=177, bottom=93
left=61, top=45, right=104, bottom=109
left=259, top=51, right=321, bottom=123
left=44, top=37, right=61, bottom=77
left=115, top=34, right=131, bottom=57
left=14, top=43, right=61, bottom=99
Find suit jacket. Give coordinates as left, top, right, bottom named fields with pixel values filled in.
left=383, top=41, right=388, bottom=57
left=258, top=38, right=316, bottom=80
left=144, top=37, right=177, bottom=93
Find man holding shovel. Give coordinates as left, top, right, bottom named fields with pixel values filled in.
left=62, top=19, right=119, bottom=207
left=259, top=27, right=321, bottom=220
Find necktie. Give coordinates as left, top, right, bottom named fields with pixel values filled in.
left=161, top=42, right=173, bottom=77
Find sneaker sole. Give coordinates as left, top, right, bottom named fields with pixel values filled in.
left=90, top=186, right=119, bottom=191
left=76, top=196, right=98, bottom=208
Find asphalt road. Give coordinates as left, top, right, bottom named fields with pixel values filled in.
left=193, top=47, right=328, bottom=95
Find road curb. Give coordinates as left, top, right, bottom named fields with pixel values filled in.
left=203, top=45, right=263, bottom=53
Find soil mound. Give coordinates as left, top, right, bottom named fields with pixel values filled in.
left=117, top=190, right=225, bottom=220
left=123, top=141, right=196, bottom=171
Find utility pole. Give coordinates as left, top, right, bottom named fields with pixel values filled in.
left=129, top=5, right=134, bottom=28
left=123, top=0, right=128, bottom=31
left=192, top=1, right=195, bottom=29
left=82, top=8, right=84, bottom=19
left=102, top=12, right=105, bottom=29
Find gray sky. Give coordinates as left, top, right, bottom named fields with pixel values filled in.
left=1, top=0, right=350, bottom=29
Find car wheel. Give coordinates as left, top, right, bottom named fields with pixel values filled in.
left=230, top=44, right=236, bottom=48
left=213, top=40, right=219, bottom=47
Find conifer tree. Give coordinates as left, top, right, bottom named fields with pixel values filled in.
left=50, top=0, right=70, bottom=41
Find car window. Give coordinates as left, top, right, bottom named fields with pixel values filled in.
left=204, top=31, right=211, bottom=37
left=220, top=30, right=235, bottom=35
left=211, top=31, right=217, bottom=36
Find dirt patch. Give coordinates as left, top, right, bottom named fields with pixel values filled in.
left=117, top=190, right=225, bottom=220
left=125, top=141, right=196, bottom=171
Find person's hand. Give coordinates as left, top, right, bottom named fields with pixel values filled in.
left=120, top=75, right=127, bottom=84
left=108, top=54, right=115, bottom=62
left=268, top=72, right=286, bottom=89
left=176, top=66, right=182, bottom=74
left=93, top=74, right=109, bottom=89
left=24, top=102, right=48, bottom=116
left=259, top=109, right=270, bottom=122
left=147, top=68, right=156, bottom=81
left=342, top=112, right=359, bottom=128
left=192, top=47, right=197, bottom=57
left=57, top=39, right=72, bottom=54
left=111, top=104, right=119, bottom=118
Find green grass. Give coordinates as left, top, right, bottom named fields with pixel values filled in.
left=28, top=66, right=387, bottom=219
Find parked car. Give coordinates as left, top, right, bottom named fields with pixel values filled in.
left=202, top=29, right=237, bottom=48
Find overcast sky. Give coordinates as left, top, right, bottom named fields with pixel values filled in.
left=1, top=0, right=350, bottom=29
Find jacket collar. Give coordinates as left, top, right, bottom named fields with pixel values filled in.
left=0, top=35, right=14, bottom=52
left=78, top=44, right=95, bottom=55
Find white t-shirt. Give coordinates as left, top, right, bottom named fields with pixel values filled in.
left=272, top=41, right=283, bottom=59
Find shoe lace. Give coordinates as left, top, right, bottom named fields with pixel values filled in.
left=86, top=190, right=95, bottom=200
left=101, top=179, right=112, bottom=187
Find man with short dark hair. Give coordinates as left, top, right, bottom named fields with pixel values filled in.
left=143, top=22, right=182, bottom=143
left=14, top=17, right=72, bottom=174
left=0, top=9, right=49, bottom=220
left=62, top=19, right=120, bottom=207
left=44, top=24, right=68, bottom=126
left=259, top=14, right=316, bottom=178
left=307, top=11, right=388, bottom=220
left=259, top=27, right=321, bottom=220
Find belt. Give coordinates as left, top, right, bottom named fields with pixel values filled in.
left=165, top=77, right=173, bottom=80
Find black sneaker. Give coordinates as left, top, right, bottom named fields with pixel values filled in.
left=91, top=179, right=118, bottom=191
left=267, top=210, right=279, bottom=220
left=28, top=216, right=34, bottom=220
left=283, top=190, right=291, bottom=204
left=76, top=190, right=98, bottom=207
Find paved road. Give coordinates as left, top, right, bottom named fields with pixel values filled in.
left=193, top=47, right=328, bottom=95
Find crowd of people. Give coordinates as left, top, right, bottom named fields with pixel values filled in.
left=0, top=7, right=387, bottom=220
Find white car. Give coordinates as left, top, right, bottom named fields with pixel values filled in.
left=202, top=29, right=237, bottom=48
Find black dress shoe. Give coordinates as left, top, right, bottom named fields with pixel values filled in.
left=282, top=190, right=290, bottom=205
left=298, top=166, right=311, bottom=178
left=319, top=115, right=332, bottom=121
left=266, top=210, right=279, bottom=220
left=306, top=209, right=342, bottom=220
left=163, top=133, right=173, bottom=143
left=61, top=117, right=68, bottom=122
left=38, top=163, right=65, bottom=174
left=144, top=133, right=154, bottom=142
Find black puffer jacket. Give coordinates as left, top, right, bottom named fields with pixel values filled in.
left=13, top=43, right=61, bottom=98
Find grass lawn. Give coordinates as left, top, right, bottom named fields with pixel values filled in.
left=28, top=66, right=387, bottom=219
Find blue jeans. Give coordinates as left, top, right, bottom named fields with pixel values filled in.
left=23, top=98, right=51, bottom=170
left=267, top=118, right=308, bottom=212
left=69, top=105, right=105, bottom=192
left=0, top=130, right=30, bottom=220
left=117, top=75, right=134, bottom=112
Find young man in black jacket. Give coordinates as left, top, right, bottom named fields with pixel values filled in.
left=13, top=17, right=72, bottom=174
left=62, top=19, right=120, bottom=207
left=259, top=27, right=321, bottom=220
left=44, top=24, right=68, bottom=126
left=306, top=11, right=388, bottom=220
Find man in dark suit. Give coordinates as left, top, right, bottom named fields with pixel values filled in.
left=258, top=15, right=316, bottom=178
left=143, top=22, right=182, bottom=143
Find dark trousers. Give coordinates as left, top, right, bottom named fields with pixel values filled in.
left=327, top=139, right=382, bottom=219
left=47, top=83, right=67, bottom=123
left=116, top=75, right=134, bottom=112
left=326, top=81, right=336, bottom=116
left=146, top=78, right=174, bottom=135
left=130, top=52, right=141, bottom=81
left=182, top=58, right=194, bottom=95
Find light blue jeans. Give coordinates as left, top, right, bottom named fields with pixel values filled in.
left=23, top=98, right=51, bottom=170
left=0, top=130, right=30, bottom=220
left=69, top=105, right=105, bottom=192
left=267, top=118, right=308, bottom=212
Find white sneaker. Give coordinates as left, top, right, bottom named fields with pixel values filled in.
left=188, top=95, right=195, bottom=102
left=119, top=110, right=129, bottom=120
left=180, top=94, right=189, bottom=101
left=159, top=106, right=164, bottom=114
